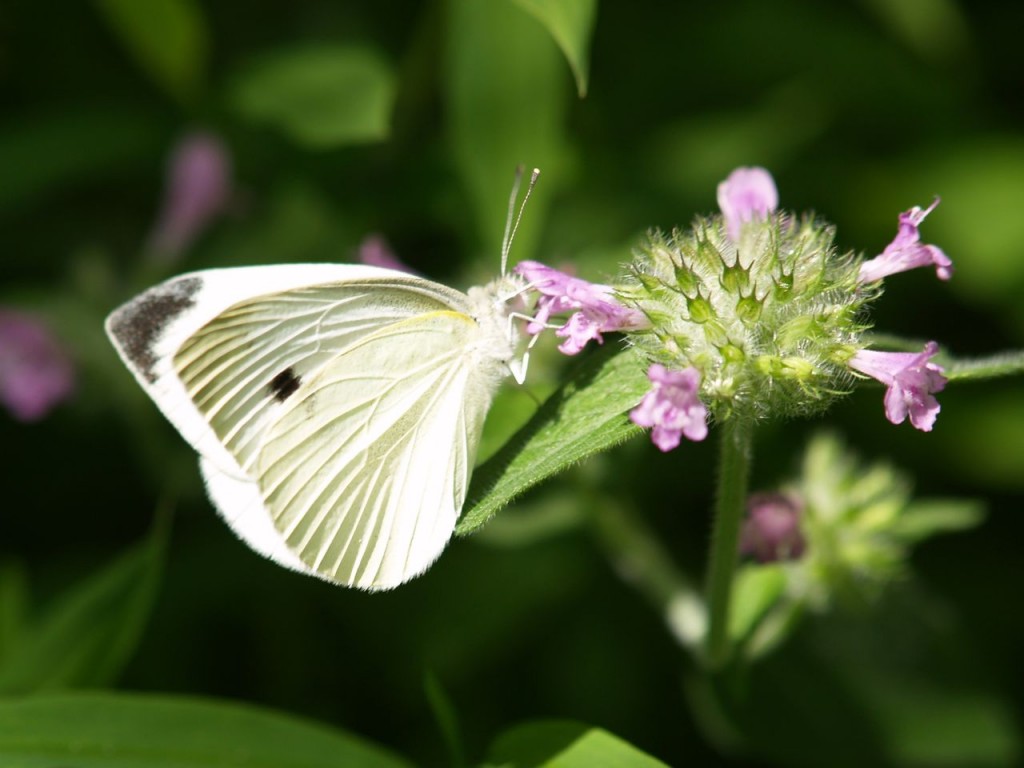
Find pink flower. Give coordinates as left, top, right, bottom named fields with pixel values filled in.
left=739, top=493, right=806, bottom=563
left=356, top=234, right=417, bottom=274
left=717, top=166, right=779, bottom=241
left=514, top=261, right=647, bottom=355
left=857, top=198, right=952, bottom=284
left=0, top=309, right=75, bottom=422
left=148, top=131, right=232, bottom=260
left=848, top=341, right=947, bottom=431
left=629, top=364, right=708, bottom=451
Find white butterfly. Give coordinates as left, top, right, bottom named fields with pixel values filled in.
left=106, top=172, right=540, bottom=590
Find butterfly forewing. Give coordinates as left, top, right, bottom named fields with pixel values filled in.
left=257, top=311, right=495, bottom=589
left=173, top=282, right=461, bottom=477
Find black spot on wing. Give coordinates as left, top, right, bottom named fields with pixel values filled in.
left=269, top=367, right=302, bottom=401
left=107, top=276, right=202, bottom=383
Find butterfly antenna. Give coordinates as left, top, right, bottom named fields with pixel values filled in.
left=500, top=166, right=541, bottom=274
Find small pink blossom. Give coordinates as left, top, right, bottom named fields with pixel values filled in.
left=858, top=198, right=952, bottom=284
left=849, top=341, right=947, bottom=431
left=0, top=309, right=75, bottom=422
left=629, top=364, right=708, bottom=451
left=717, top=166, right=779, bottom=241
left=148, top=131, right=232, bottom=260
left=739, top=493, right=806, bottom=563
left=514, top=260, right=647, bottom=355
left=356, top=234, right=417, bottom=274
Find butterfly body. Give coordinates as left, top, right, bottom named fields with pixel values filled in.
left=106, top=264, right=525, bottom=589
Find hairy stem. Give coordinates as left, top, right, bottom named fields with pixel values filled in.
left=704, top=418, right=754, bottom=669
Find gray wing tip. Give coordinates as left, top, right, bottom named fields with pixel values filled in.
left=105, top=275, right=204, bottom=383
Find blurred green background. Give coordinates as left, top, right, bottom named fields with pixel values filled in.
left=2, top=1, right=1023, bottom=765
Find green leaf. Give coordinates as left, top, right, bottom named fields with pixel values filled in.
left=459, top=346, right=649, bottom=535
left=94, top=0, right=208, bottom=103
left=889, top=499, right=985, bottom=542
left=447, top=0, right=570, bottom=258
left=938, top=392, right=1024, bottom=489
left=230, top=45, right=396, bottom=148
left=511, top=0, right=598, bottom=97
left=729, top=565, right=787, bottom=645
left=423, top=672, right=464, bottom=768
left=0, top=521, right=166, bottom=693
left=0, top=108, right=162, bottom=214
left=486, top=720, right=669, bottom=768
left=860, top=0, right=969, bottom=63
left=0, top=692, right=413, bottom=768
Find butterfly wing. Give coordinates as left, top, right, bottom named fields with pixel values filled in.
left=106, top=264, right=499, bottom=586
left=255, top=310, right=497, bottom=588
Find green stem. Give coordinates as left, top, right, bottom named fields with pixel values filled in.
left=704, top=418, right=755, bottom=669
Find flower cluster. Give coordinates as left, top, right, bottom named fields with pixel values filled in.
left=516, top=167, right=952, bottom=451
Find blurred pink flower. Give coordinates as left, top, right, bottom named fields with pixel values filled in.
left=717, top=166, right=778, bottom=241
left=0, top=309, right=75, bottom=422
left=356, top=234, right=417, bottom=274
left=148, top=131, right=232, bottom=260
left=739, top=492, right=806, bottom=563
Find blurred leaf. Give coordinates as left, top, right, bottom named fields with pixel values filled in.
left=860, top=0, right=970, bottom=63
left=424, top=672, right=464, bottom=768
left=938, top=390, right=1024, bottom=490
left=859, top=675, right=1018, bottom=767
left=94, top=0, right=208, bottom=103
left=645, top=85, right=830, bottom=196
left=0, top=108, right=162, bottom=214
left=475, top=492, right=586, bottom=548
left=511, top=0, right=597, bottom=97
left=729, top=565, right=786, bottom=646
left=459, top=345, right=648, bottom=535
left=485, top=720, right=669, bottom=767
left=0, top=692, right=413, bottom=768
left=0, top=520, right=165, bottom=693
left=447, top=0, right=569, bottom=258
left=889, top=499, right=985, bottom=542
left=229, top=45, right=395, bottom=148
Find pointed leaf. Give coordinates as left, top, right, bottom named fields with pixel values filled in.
left=0, top=522, right=165, bottom=693
left=486, top=720, right=669, bottom=767
left=889, top=499, right=985, bottom=542
left=0, top=692, right=413, bottom=768
left=512, top=0, right=598, bottom=97
left=94, top=0, right=207, bottom=103
left=459, top=346, right=648, bottom=535
left=230, top=45, right=395, bottom=148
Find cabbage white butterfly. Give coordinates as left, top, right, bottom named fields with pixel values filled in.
left=106, top=170, right=539, bottom=590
